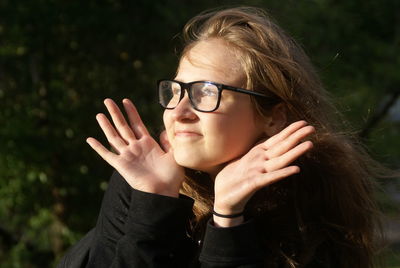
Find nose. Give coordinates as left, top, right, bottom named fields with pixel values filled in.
left=171, top=91, right=197, bottom=121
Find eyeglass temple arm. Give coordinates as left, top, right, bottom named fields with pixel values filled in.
left=222, top=85, right=276, bottom=98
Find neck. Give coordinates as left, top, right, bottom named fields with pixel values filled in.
left=204, top=164, right=225, bottom=181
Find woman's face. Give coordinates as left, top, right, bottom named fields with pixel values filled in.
left=163, top=39, right=265, bottom=176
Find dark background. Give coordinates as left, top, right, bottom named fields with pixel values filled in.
left=0, top=0, right=399, bottom=266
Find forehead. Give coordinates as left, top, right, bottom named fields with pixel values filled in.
left=177, top=39, right=245, bottom=84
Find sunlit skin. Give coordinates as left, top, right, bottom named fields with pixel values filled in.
left=86, top=39, right=315, bottom=227
left=163, top=39, right=266, bottom=177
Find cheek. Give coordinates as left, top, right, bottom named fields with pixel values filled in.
left=204, top=116, right=259, bottom=161
left=216, top=110, right=263, bottom=154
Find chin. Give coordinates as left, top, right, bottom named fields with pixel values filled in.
left=173, top=152, right=223, bottom=176
left=175, top=156, right=203, bottom=170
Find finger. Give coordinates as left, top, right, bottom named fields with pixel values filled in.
left=122, top=98, right=150, bottom=139
left=253, top=166, right=300, bottom=190
left=266, top=141, right=313, bottom=171
left=266, top=125, right=315, bottom=158
left=86, top=137, right=117, bottom=163
left=104, top=98, right=136, bottom=142
left=96, top=113, right=127, bottom=148
left=159, top=130, right=172, bottom=153
left=263, top=120, right=308, bottom=149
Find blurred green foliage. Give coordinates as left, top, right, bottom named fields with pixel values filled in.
left=0, top=0, right=399, bottom=267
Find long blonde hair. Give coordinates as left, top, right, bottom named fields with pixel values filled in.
left=179, top=7, right=386, bottom=267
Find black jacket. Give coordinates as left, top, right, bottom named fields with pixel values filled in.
left=57, top=171, right=265, bottom=267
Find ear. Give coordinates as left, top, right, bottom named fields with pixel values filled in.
left=264, top=103, right=287, bottom=137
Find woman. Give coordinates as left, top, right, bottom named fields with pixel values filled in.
left=58, top=7, right=384, bottom=268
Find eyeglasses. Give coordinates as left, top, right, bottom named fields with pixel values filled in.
left=158, top=79, right=279, bottom=112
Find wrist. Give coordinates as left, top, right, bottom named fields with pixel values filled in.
left=213, top=215, right=244, bottom=227
left=212, top=209, right=243, bottom=218
left=137, top=183, right=181, bottom=198
left=212, top=207, right=244, bottom=227
left=149, top=186, right=181, bottom=198
left=157, top=190, right=180, bottom=198
left=213, top=203, right=244, bottom=218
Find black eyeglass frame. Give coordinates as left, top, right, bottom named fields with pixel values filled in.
left=157, top=79, right=279, bottom=112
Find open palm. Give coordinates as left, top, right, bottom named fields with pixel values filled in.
left=214, top=121, right=315, bottom=215
left=86, top=98, right=184, bottom=197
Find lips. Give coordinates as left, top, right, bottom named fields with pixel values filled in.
left=174, top=130, right=202, bottom=137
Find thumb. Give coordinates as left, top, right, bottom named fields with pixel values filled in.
left=159, top=130, right=172, bottom=153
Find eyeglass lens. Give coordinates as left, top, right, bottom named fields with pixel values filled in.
left=159, top=81, right=219, bottom=111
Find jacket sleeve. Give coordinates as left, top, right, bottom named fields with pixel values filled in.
left=198, top=218, right=335, bottom=268
left=57, top=170, right=131, bottom=268
left=57, top=171, right=197, bottom=268
left=105, top=187, right=196, bottom=267
left=56, top=228, right=94, bottom=268
left=199, top=219, right=265, bottom=267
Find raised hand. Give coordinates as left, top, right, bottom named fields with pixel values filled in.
left=213, top=121, right=315, bottom=226
left=86, top=98, right=184, bottom=197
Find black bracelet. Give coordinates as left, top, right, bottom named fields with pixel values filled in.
left=212, top=210, right=244, bottom=218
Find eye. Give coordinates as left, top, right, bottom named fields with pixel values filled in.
left=200, top=85, right=218, bottom=97
left=171, top=84, right=181, bottom=95
left=203, top=88, right=215, bottom=96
